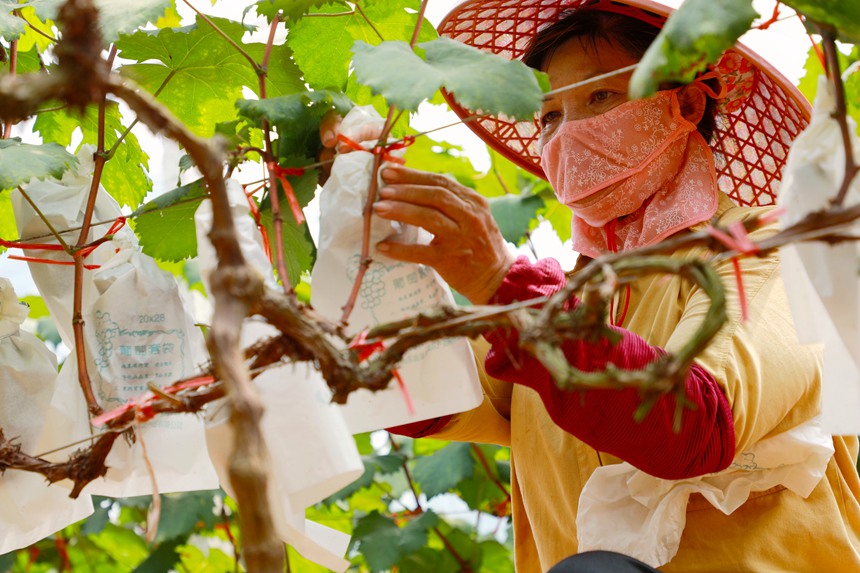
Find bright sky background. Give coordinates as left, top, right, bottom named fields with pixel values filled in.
left=2, top=0, right=820, bottom=295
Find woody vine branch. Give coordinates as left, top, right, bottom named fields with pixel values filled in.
left=0, top=1, right=859, bottom=569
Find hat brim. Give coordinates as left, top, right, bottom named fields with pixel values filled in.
left=438, top=0, right=811, bottom=207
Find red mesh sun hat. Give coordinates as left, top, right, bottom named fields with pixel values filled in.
left=438, top=0, right=812, bottom=207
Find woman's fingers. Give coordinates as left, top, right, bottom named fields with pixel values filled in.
left=372, top=166, right=515, bottom=304
left=319, top=110, right=342, bottom=149
left=377, top=184, right=475, bottom=224
left=373, top=198, right=460, bottom=237
left=382, top=165, right=460, bottom=189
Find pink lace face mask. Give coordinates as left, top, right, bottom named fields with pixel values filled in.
left=540, top=88, right=720, bottom=258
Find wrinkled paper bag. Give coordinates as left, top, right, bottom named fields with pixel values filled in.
left=13, top=146, right=218, bottom=497
left=777, top=76, right=860, bottom=434
left=0, top=278, right=94, bottom=554
left=196, top=183, right=364, bottom=571
left=311, top=106, right=482, bottom=433
left=577, top=418, right=834, bottom=567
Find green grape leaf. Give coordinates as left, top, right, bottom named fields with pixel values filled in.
left=4, top=46, right=43, bottom=75
left=404, top=135, right=479, bottom=188
left=539, top=196, right=572, bottom=242
left=798, top=46, right=860, bottom=132
left=89, top=523, right=149, bottom=567
left=154, top=491, right=218, bottom=543
left=21, top=295, right=48, bottom=318
left=215, top=119, right=263, bottom=154
left=344, top=73, right=411, bottom=138
left=475, top=148, right=525, bottom=199
left=0, top=1, right=26, bottom=41
left=489, top=192, right=544, bottom=244
left=176, top=544, right=235, bottom=572
left=369, top=453, right=408, bottom=474
left=287, top=0, right=437, bottom=91
left=456, top=444, right=510, bottom=513
left=286, top=4, right=354, bottom=90
left=0, top=192, right=17, bottom=254
left=354, top=432, right=374, bottom=455
left=16, top=7, right=54, bottom=52
left=630, top=0, right=759, bottom=98
left=323, top=452, right=406, bottom=504
left=155, top=4, right=180, bottom=29
left=236, top=91, right=352, bottom=161
left=352, top=38, right=547, bottom=118
left=0, top=139, right=77, bottom=191
left=246, top=42, right=305, bottom=98
left=352, top=40, right=441, bottom=110
left=429, top=524, right=482, bottom=571
left=254, top=0, right=346, bottom=23
left=259, top=166, right=318, bottom=286
left=33, top=103, right=151, bottom=209
left=411, top=437, right=452, bottom=457
left=117, top=16, right=258, bottom=137
left=30, top=0, right=172, bottom=44
left=412, top=442, right=474, bottom=498
left=284, top=544, right=335, bottom=573
left=132, top=179, right=208, bottom=262
left=399, top=547, right=460, bottom=573
left=131, top=538, right=183, bottom=573
left=351, top=510, right=439, bottom=573
left=782, top=0, right=860, bottom=44
left=478, top=539, right=514, bottom=572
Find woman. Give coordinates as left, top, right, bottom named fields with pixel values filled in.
left=326, top=1, right=860, bottom=571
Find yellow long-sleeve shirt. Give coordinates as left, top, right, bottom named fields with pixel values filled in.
left=429, top=194, right=860, bottom=572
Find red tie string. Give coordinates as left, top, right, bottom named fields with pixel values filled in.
left=705, top=222, right=761, bottom=322
left=756, top=2, right=782, bottom=30
left=243, top=182, right=273, bottom=263
left=335, top=134, right=415, bottom=165
left=91, top=374, right=216, bottom=428
left=267, top=162, right=306, bottom=226
left=349, top=329, right=415, bottom=415
left=4, top=216, right=127, bottom=270
left=604, top=219, right=631, bottom=327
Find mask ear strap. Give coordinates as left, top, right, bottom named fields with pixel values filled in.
left=693, top=71, right=728, bottom=100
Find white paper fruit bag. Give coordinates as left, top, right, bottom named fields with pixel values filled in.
left=0, top=278, right=94, bottom=554
left=311, top=106, right=482, bottom=433
left=13, top=146, right=218, bottom=496
left=196, top=185, right=363, bottom=571
left=204, top=360, right=363, bottom=572
left=778, top=76, right=860, bottom=434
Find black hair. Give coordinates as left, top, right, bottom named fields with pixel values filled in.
left=523, top=7, right=719, bottom=143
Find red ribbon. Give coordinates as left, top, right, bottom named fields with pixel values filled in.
left=4, top=216, right=127, bottom=270
left=243, top=183, right=273, bottom=263
left=268, top=162, right=306, bottom=226
left=349, top=329, right=415, bottom=415
left=756, top=2, right=782, bottom=30
left=705, top=222, right=761, bottom=322
left=91, top=374, right=216, bottom=427
left=335, top=134, right=415, bottom=165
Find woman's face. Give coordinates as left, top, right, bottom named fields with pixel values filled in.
left=537, top=35, right=639, bottom=150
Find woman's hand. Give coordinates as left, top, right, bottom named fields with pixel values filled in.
left=373, top=165, right=515, bottom=305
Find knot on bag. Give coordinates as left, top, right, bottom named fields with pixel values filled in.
left=335, top=133, right=415, bottom=165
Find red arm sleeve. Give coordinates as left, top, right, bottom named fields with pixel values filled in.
left=388, top=415, right=453, bottom=438
left=485, top=256, right=736, bottom=479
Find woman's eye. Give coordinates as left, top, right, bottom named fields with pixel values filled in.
left=540, top=111, right=561, bottom=128
left=591, top=91, right=612, bottom=104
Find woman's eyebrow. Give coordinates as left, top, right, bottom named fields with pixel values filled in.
left=543, top=63, right=639, bottom=100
